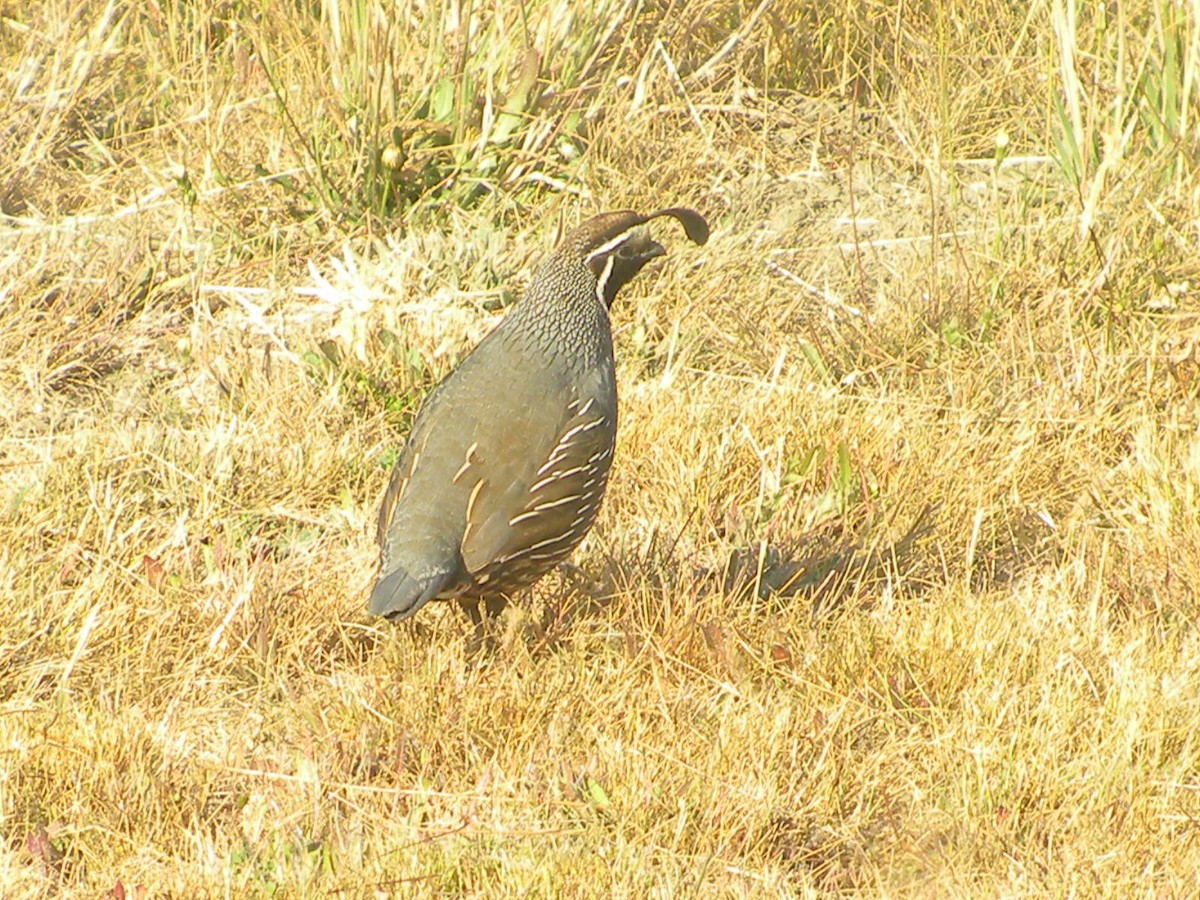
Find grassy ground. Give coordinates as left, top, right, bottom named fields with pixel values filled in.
left=3, top=0, right=1200, bottom=896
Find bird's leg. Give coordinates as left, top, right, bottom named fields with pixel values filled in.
left=458, top=598, right=484, bottom=630
left=458, top=596, right=509, bottom=652
left=457, top=596, right=509, bottom=627
left=458, top=598, right=488, bottom=654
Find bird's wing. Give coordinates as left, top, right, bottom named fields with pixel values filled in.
left=459, top=377, right=616, bottom=582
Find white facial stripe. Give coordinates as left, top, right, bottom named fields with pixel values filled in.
left=583, top=228, right=639, bottom=265
left=594, top=253, right=616, bottom=306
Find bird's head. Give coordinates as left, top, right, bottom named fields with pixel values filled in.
left=562, top=207, right=710, bottom=308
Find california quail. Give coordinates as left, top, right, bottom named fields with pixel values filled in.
left=369, top=207, right=710, bottom=629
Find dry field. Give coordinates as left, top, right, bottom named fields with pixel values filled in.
left=3, top=0, right=1200, bottom=896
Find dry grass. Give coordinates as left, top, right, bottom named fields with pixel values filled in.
left=3, top=0, right=1200, bottom=896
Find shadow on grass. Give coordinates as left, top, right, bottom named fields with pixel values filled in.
left=718, top=502, right=941, bottom=619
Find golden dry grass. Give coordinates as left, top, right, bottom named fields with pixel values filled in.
left=3, top=0, right=1200, bottom=896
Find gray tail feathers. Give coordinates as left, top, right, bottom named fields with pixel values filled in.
left=368, top=566, right=453, bottom=620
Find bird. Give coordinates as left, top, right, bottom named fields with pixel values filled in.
left=368, top=206, right=710, bottom=632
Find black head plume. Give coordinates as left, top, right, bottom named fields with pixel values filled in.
left=639, top=207, right=710, bottom=246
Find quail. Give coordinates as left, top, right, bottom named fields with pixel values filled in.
left=369, top=207, right=709, bottom=630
